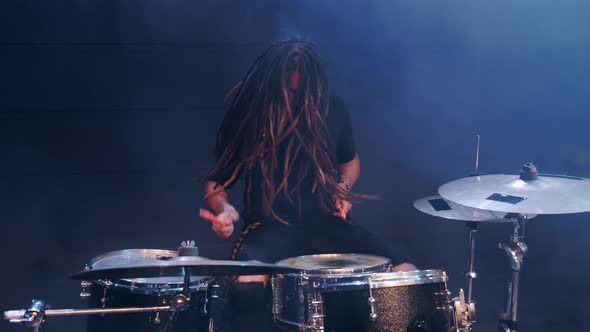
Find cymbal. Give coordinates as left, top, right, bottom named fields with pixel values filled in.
left=69, top=256, right=301, bottom=280
left=438, top=174, right=590, bottom=215
left=414, top=195, right=517, bottom=222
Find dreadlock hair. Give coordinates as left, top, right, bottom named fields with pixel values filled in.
left=206, top=39, right=350, bottom=224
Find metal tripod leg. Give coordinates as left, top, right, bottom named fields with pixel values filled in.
left=498, top=216, right=528, bottom=332
left=465, top=222, right=477, bottom=303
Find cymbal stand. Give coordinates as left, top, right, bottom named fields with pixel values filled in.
left=466, top=134, right=480, bottom=304
left=465, top=221, right=477, bottom=304
left=452, top=222, right=477, bottom=332
left=452, top=134, right=480, bottom=332
left=498, top=215, right=528, bottom=332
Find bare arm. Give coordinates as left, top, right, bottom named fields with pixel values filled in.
left=204, top=181, right=234, bottom=214
left=338, top=153, right=360, bottom=189
left=333, top=153, right=360, bottom=219
left=200, top=181, right=239, bottom=239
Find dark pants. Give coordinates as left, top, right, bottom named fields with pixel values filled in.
left=234, top=216, right=402, bottom=265
left=225, top=217, right=403, bottom=332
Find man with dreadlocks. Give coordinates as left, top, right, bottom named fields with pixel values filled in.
left=199, top=39, right=414, bottom=331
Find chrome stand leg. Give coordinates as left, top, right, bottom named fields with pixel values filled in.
left=498, top=216, right=528, bottom=332
left=465, top=222, right=477, bottom=303
left=452, top=222, right=478, bottom=332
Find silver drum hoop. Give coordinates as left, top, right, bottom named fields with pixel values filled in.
left=310, top=269, right=447, bottom=292
left=276, top=253, right=391, bottom=275
left=89, top=248, right=210, bottom=295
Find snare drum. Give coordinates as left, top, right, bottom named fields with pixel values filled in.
left=84, top=249, right=210, bottom=332
left=272, top=254, right=453, bottom=332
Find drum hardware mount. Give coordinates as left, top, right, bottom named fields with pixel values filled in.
left=452, top=289, right=476, bottom=332
left=7, top=300, right=48, bottom=332
left=153, top=311, right=161, bottom=324
left=100, top=283, right=109, bottom=309
left=207, top=282, right=225, bottom=332
left=90, top=279, right=112, bottom=311
left=306, top=278, right=325, bottom=331
left=434, top=274, right=453, bottom=312
left=280, top=272, right=326, bottom=331
left=202, top=283, right=211, bottom=315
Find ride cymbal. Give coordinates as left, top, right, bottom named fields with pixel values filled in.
left=439, top=173, right=590, bottom=215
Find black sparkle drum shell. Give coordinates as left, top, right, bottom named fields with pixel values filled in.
left=83, top=249, right=210, bottom=332
left=322, top=272, right=452, bottom=332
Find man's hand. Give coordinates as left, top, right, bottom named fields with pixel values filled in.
left=199, top=206, right=240, bottom=239
left=333, top=199, right=352, bottom=220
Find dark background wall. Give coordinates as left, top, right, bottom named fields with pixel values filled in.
left=2, top=1, right=590, bottom=331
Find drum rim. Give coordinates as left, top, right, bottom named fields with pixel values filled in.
left=89, top=248, right=209, bottom=295
left=275, top=269, right=448, bottom=291
left=275, top=253, right=391, bottom=274
left=90, top=248, right=179, bottom=267
left=319, top=269, right=448, bottom=291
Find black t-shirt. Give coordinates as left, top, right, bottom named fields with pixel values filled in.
left=209, top=96, right=356, bottom=225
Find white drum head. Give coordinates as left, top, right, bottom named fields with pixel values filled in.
left=276, top=253, right=391, bottom=275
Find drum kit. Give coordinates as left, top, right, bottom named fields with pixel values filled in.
left=5, top=138, right=590, bottom=332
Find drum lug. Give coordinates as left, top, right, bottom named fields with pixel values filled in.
left=367, top=278, right=378, bottom=321
left=435, top=274, right=454, bottom=311
left=79, top=265, right=93, bottom=299
left=79, top=280, right=92, bottom=299
left=368, top=296, right=377, bottom=321
left=434, top=289, right=453, bottom=310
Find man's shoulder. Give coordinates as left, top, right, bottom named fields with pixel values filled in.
left=329, top=95, right=347, bottom=112
left=327, top=95, right=350, bottom=121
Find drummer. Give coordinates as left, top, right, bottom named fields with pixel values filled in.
left=199, top=39, right=415, bottom=330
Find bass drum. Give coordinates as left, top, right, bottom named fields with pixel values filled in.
left=84, top=249, right=210, bottom=332
left=272, top=254, right=453, bottom=332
